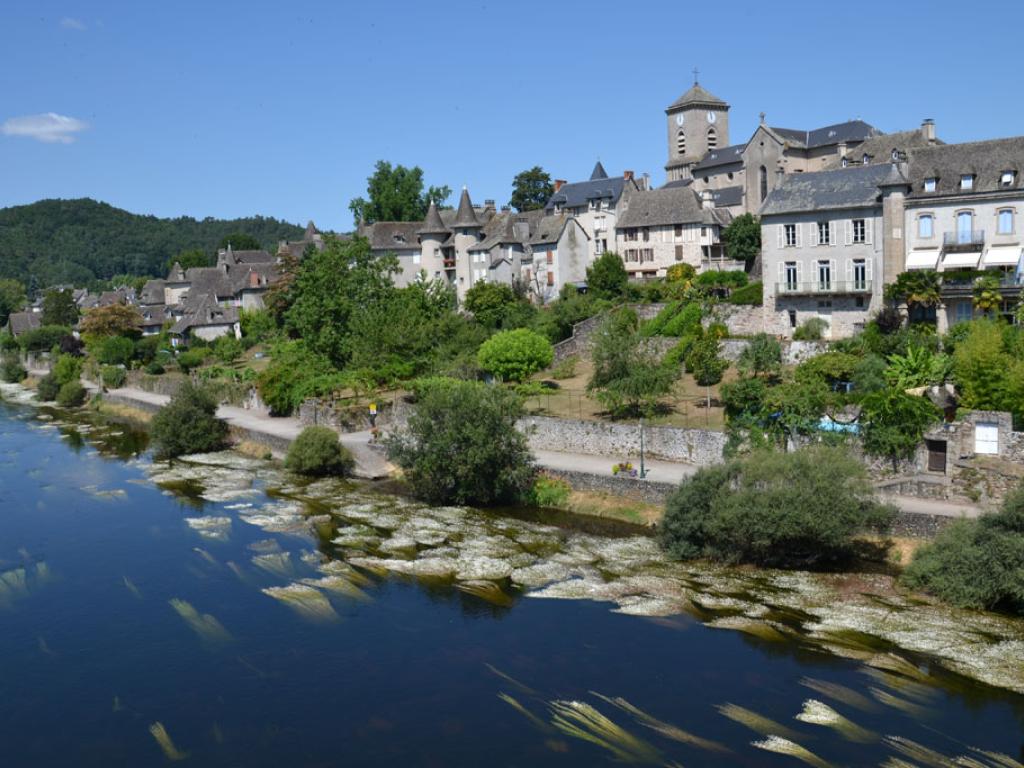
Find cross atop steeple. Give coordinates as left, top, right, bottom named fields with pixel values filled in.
left=692, top=66, right=699, bottom=85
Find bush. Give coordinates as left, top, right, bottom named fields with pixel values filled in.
left=385, top=378, right=535, bottom=505
left=150, top=382, right=229, bottom=460
left=176, top=347, right=207, bottom=373
left=902, top=485, right=1024, bottom=614
left=100, top=365, right=127, bottom=389
left=727, top=281, right=763, bottom=305
left=36, top=373, right=61, bottom=401
left=239, top=308, right=277, bottom=344
left=55, top=380, right=87, bottom=407
left=525, top=475, right=572, bottom=508
left=477, top=328, right=553, bottom=382
left=659, top=445, right=896, bottom=567
left=0, top=355, right=26, bottom=383
left=18, top=325, right=72, bottom=353
left=213, top=335, right=243, bottom=364
left=793, top=317, right=829, bottom=341
left=285, top=426, right=354, bottom=477
left=51, top=354, right=83, bottom=386
left=94, top=335, right=135, bottom=366
left=586, top=251, right=628, bottom=300
left=736, top=333, right=781, bottom=379
left=550, top=356, right=578, bottom=380
left=257, top=341, right=346, bottom=416
left=146, top=361, right=166, bottom=375
left=661, top=303, right=703, bottom=338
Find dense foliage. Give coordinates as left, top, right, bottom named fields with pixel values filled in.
left=859, top=389, right=939, bottom=469
left=79, top=304, right=142, bottom=338
left=285, top=427, right=354, bottom=477
left=903, top=484, right=1024, bottom=614
left=42, top=289, right=79, bottom=327
left=719, top=213, right=761, bottom=267
left=476, top=328, right=553, bottom=382
left=509, top=166, right=554, bottom=212
left=150, top=382, right=229, bottom=459
left=256, top=341, right=345, bottom=415
left=0, top=279, right=26, bottom=326
left=585, top=251, right=628, bottom=301
left=0, top=354, right=26, bottom=383
left=55, top=380, right=87, bottom=407
left=385, top=378, right=535, bottom=505
left=660, top=446, right=896, bottom=567
left=588, top=309, right=676, bottom=417
left=348, top=161, right=450, bottom=225
left=0, top=198, right=303, bottom=285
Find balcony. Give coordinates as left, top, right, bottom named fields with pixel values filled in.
left=442, top=258, right=456, bottom=269
left=775, top=280, right=873, bottom=296
left=940, top=273, right=1022, bottom=297
left=942, top=230, right=985, bottom=252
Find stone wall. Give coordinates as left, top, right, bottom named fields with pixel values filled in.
left=542, top=468, right=677, bottom=506
left=127, top=371, right=187, bottom=397
left=706, top=304, right=764, bottom=337
left=298, top=397, right=400, bottom=431
left=520, top=414, right=726, bottom=466
left=552, top=303, right=666, bottom=362
left=718, top=338, right=828, bottom=364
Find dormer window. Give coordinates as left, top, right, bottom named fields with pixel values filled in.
left=960, top=174, right=974, bottom=191
left=1001, top=170, right=1016, bottom=187
left=924, top=177, right=937, bottom=192
left=393, top=234, right=406, bottom=243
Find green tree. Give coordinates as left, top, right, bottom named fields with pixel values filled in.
left=168, top=248, right=210, bottom=272
left=736, top=333, right=781, bottom=379
left=348, top=160, right=450, bottom=225
left=886, top=270, right=941, bottom=311
left=0, top=354, right=27, bottom=383
left=952, top=319, right=1024, bottom=422
left=41, top=288, right=79, bottom=327
left=385, top=377, right=535, bottom=505
left=150, top=382, right=229, bottom=459
left=719, top=213, right=761, bottom=266
left=0, top=278, right=26, bottom=326
left=509, top=166, right=554, bottom=212
left=464, top=282, right=522, bottom=329
left=587, top=309, right=676, bottom=416
left=660, top=445, right=896, bottom=567
left=973, top=273, right=1003, bottom=315
left=284, top=236, right=398, bottom=367
left=216, top=233, right=262, bottom=252
left=256, top=340, right=346, bottom=415
left=285, top=427, right=354, bottom=477
left=212, top=335, right=243, bottom=364
left=859, top=389, right=939, bottom=470
left=79, top=303, right=142, bottom=338
left=55, top=380, right=87, bottom=407
left=687, top=334, right=728, bottom=409
left=94, top=336, right=135, bottom=366
left=477, top=328, right=553, bottom=382
left=586, top=251, right=628, bottom=301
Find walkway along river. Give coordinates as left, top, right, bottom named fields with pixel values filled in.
left=0, top=384, right=1022, bottom=766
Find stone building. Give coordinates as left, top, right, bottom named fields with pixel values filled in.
left=526, top=214, right=590, bottom=304
left=664, top=81, right=731, bottom=184
left=546, top=162, right=641, bottom=256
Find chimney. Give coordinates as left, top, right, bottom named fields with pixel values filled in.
left=623, top=170, right=634, bottom=182
left=553, top=179, right=567, bottom=193
left=921, top=118, right=936, bottom=144
left=641, top=172, right=650, bottom=190
left=775, top=165, right=785, bottom=185
left=838, top=141, right=848, bottom=159
left=701, top=190, right=714, bottom=210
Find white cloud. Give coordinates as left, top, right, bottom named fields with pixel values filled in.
left=60, top=17, right=87, bottom=30
left=1, top=113, right=88, bottom=144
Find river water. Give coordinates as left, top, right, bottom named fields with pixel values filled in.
left=1, top=393, right=1022, bottom=767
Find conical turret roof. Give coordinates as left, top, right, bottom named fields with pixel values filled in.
left=451, top=187, right=480, bottom=228
left=417, top=199, right=449, bottom=235
left=590, top=161, right=608, bottom=180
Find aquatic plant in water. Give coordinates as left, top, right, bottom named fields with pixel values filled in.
left=149, top=722, right=189, bottom=761
left=593, top=693, right=729, bottom=753
left=548, top=700, right=662, bottom=764
left=751, top=736, right=832, bottom=768
left=498, top=692, right=553, bottom=734
left=250, top=552, right=293, bottom=578
left=869, top=687, right=932, bottom=719
left=798, top=678, right=876, bottom=712
left=169, top=598, right=232, bottom=644
left=794, top=699, right=877, bottom=743
left=456, top=580, right=514, bottom=607
left=716, top=703, right=801, bottom=741
left=261, top=584, right=338, bottom=623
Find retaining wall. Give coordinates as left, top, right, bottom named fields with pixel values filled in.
left=552, top=303, right=666, bottom=362
left=543, top=468, right=677, bottom=506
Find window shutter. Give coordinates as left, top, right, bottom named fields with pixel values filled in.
left=829, top=221, right=836, bottom=246
left=865, top=218, right=873, bottom=245
left=796, top=261, right=804, bottom=283
left=777, top=261, right=785, bottom=285
left=777, top=224, right=783, bottom=248
left=866, top=258, right=873, bottom=280
left=845, top=259, right=853, bottom=284
left=844, top=220, right=852, bottom=246
left=796, top=223, right=803, bottom=247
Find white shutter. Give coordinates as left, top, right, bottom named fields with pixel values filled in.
left=796, top=223, right=803, bottom=247
left=831, top=259, right=838, bottom=288
left=777, top=224, right=783, bottom=248
left=865, top=218, right=873, bottom=245
left=844, top=220, right=852, bottom=246
left=866, top=258, right=873, bottom=280
left=829, top=221, right=836, bottom=246
left=845, top=259, right=853, bottom=285
left=777, top=261, right=785, bottom=288
left=796, top=261, right=804, bottom=283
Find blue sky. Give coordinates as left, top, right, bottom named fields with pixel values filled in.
left=2, top=0, right=1021, bottom=232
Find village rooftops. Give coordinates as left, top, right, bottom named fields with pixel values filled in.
left=617, top=185, right=729, bottom=228
left=6, top=311, right=41, bottom=337
left=691, top=144, right=745, bottom=173
left=904, top=135, right=1024, bottom=198
left=545, top=162, right=631, bottom=212
left=759, top=162, right=899, bottom=216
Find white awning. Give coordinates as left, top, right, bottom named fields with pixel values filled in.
left=983, top=245, right=1023, bottom=268
left=941, top=251, right=982, bottom=270
left=905, top=249, right=940, bottom=270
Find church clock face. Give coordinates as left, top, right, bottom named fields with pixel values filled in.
left=707, top=111, right=717, bottom=124
left=675, top=113, right=685, bottom=127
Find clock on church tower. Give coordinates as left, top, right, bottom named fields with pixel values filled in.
left=664, top=74, right=730, bottom=183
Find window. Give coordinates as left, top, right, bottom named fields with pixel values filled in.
left=853, top=258, right=867, bottom=290
left=641, top=228, right=650, bottom=242
left=784, top=224, right=797, bottom=247
left=727, top=172, right=734, bottom=180
left=852, top=219, right=866, bottom=244
left=624, top=228, right=637, bottom=242
left=924, top=178, right=937, bottom=192
left=1001, top=170, right=1016, bottom=187
left=817, top=260, right=832, bottom=290
left=624, top=249, right=638, bottom=262
left=674, top=245, right=684, bottom=262
left=788, top=309, right=797, bottom=328
left=918, top=214, right=934, bottom=238
left=676, top=130, right=686, bottom=155
left=674, top=224, right=683, bottom=238
left=817, top=221, right=831, bottom=245
left=784, top=261, right=798, bottom=290
left=412, top=252, right=421, bottom=265
left=862, top=153, right=870, bottom=165
left=701, top=227, right=708, bottom=238
left=956, top=301, right=973, bottom=323
left=759, top=166, right=768, bottom=202
left=546, top=251, right=554, bottom=265
left=891, top=148, right=900, bottom=161
left=640, top=248, right=654, bottom=263
left=841, top=157, right=849, bottom=168
left=960, top=174, right=974, bottom=191
left=707, top=127, right=717, bottom=149
left=998, top=209, right=1014, bottom=235
left=957, top=211, right=973, bottom=244
left=547, top=272, right=554, bottom=286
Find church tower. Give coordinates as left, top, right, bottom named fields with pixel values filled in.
left=665, top=74, right=730, bottom=183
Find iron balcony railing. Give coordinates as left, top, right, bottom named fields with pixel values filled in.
left=942, top=230, right=985, bottom=250
left=775, top=280, right=873, bottom=296
left=940, top=274, right=1023, bottom=295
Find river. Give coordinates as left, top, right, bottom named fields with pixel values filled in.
left=0, top=392, right=1022, bottom=766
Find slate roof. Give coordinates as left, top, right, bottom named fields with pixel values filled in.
left=617, top=186, right=713, bottom=228
left=589, top=161, right=608, bottom=180
left=227, top=249, right=274, bottom=265
left=529, top=214, right=580, bottom=246
left=692, top=144, right=745, bottom=173
left=170, top=294, right=239, bottom=335
left=710, top=186, right=744, bottom=207
left=759, top=163, right=897, bottom=216
left=469, top=209, right=545, bottom=251
left=452, top=187, right=481, bottom=228
left=905, top=136, right=1024, bottom=198
left=667, top=83, right=727, bottom=111
left=767, top=120, right=881, bottom=150
left=545, top=172, right=628, bottom=212
left=824, top=128, right=940, bottom=169
left=167, top=262, right=187, bottom=282
left=360, top=222, right=422, bottom=251
left=138, top=305, right=168, bottom=328
left=6, top=311, right=41, bottom=337
left=418, top=199, right=449, bottom=235
left=140, top=280, right=166, bottom=305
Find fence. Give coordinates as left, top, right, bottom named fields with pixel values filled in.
left=521, top=388, right=725, bottom=431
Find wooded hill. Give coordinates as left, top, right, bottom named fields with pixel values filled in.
left=0, top=198, right=305, bottom=288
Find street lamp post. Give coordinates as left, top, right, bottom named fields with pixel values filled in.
left=639, top=418, right=647, bottom=479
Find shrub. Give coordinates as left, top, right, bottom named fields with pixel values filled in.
left=659, top=445, right=896, bottom=567
left=146, top=361, right=166, bottom=375
left=588, top=310, right=677, bottom=417
left=100, top=365, right=127, bottom=389
left=55, top=380, right=87, bottom=407
left=793, top=317, right=829, bottom=341
left=18, top=325, right=71, bottom=352
left=285, top=426, right=354, bottom=477
left=0, top=355, right=26, bottom=383
left=477, top=328, right=553, bottom=382
left=257, top=341, right=346, bottom=416
left=859, top=389, right=939, bottom=471
left=736, top=333, right=781, bottom=379
left=150, top=382, right=229, bottom=460
left=239, top=308, right=277, bottom=344
left=213, top=335, right=243, bottom=364
left=51, top=354, right=83, bottom=386
left=727, top=281, right=763, bottom=305
left=525, top=475, right=572, bottom=508
left=35, top=373, right=61, bottom=401
left=0, top=333, right=18, bottom=352
left=550, top=356, right=578, bottom=380
left=660, top=303, right=703, bottom=337
left=94, top=335, right=135, bottom=366
left=386, top=377, right=535, bottom=505
left=586, top=251, right=628, bottom=300
left=902, top=484, right=1024, bottom=614
left=176, top=347, right=207, bottom=373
